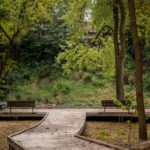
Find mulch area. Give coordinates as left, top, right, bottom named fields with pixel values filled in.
left=0, top=121, right=39, bottom=150
left=84, top=121, right=150, bottom=150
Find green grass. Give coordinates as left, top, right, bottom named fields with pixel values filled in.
left=117, top=129, right=125, bottom=135
left=7, top=74, right=150, bottom=108
left=97, top=130, right=110, bottom=140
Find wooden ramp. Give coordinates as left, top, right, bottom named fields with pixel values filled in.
left=8, top=109, right=112, bottom=150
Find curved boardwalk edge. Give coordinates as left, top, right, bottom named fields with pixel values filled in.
left=7, top=109, right=145, bottom=150
left=8, top=112, right=48, bottom=150
left=74, top=112, right=128, bottom=150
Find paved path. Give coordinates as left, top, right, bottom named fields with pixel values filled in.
left=7, top=109, right=114, bottom=150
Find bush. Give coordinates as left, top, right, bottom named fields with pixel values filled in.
left=143, top=72, right=150, bottom=91
left=0, top=88, right=7, bottom=101
left=53, top=79, right=72, bottom=95
left=95, top=71, right=103, bottom=79
left=82, top=72, right=93, bottom=83
left=91, top=76, right=105, bottom=87
left=128, top=75, right=135, bottom=86
left=38, top=63, right=62, bottom=80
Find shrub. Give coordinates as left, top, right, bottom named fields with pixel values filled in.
left=95, top=71, right=103, bottom=79
left=128, top=75, right=135, bottom=86
left=82, top=72, right=93, bottom=83
left=97, top=130, right=110, bottom=140
left=91, top=76, right=105, bottom=87
left=143, top=72, right=150, bottom=91
left=53, top=79, right=71, bottom=95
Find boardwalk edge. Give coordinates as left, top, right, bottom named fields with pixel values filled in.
left=75, top=112, right=129, bottom=150
left=7, top=112, right=48, bottom=150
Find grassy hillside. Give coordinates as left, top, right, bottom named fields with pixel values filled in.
left=5, top=66, right=150, bottom=108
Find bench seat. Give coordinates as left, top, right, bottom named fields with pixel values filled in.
left=7, top=101, right=35, bottom=113
left=101, top=100, right=129, bottom=112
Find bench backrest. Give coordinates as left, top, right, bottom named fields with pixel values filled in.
left=101, top=100, right=129, bottom=107
left=7, top=101, right=35, bottom=107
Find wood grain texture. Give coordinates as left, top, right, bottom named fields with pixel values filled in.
left=8, top=109, right=112, bottom=150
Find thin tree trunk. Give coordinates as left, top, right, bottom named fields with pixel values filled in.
left=113, top=0, right=125, bottom=100
left=118, top=0, right=126, bottom=67
left=115, top=61, right=124, bottom=100
left=128, top=0, right=147, bottom=141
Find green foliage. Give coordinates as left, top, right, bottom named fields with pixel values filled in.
left=0, top=87, right=8, bottom=101
left=98, top=38, right=115, bottom=78
left=114, top=97, right=137, bottom=112
left=136, top=0, right=150, bottom=42
left=100, top=130, right=110, bottom=136
left=91, top=76, right=104, bottom=87
left=57, top=44, right=101, bottom=74
left=126, top=120, right=131, bottom=124
left=0, top=0, right=59, bottom=83
left=20, top=22, right=66, bottom=66
left=117, top=129, right=125, bottom=135
left=57, top=38, right=115, bottom=79
left=62, top=0, right=87, bottom=41
left=53, top=79, right=71, bottom=95
left=98, top=130, right=110, bottom=139
left=0, top=0, right=56, bottom=44
left=143, top=72, right=150, bottom=92
left=148, top=130, right=150, bottom=140
left=82, top=72, right=93, bottom=82
left=91, top=0, right=114, bottom=30
left=128, top=75, right=135, bottom=86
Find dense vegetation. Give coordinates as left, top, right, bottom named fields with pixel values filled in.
left=0, top=0, right=150, bottom=141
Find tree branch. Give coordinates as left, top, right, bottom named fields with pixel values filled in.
left=96, top=25, right=113, bottom=39
left=0, top=24, right=11, bottom=41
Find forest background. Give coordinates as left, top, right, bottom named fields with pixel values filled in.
left=0, top=0, right=150, bottom=110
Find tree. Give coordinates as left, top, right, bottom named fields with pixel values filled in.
left=128, top=0, right=147, bottom=141
left=0, top=0, right=57, bottom=81
left=57, top=0, right=115, bottom=77
left=113, top=0, right=126, bottom=100
left=92, top=0, right=126, bottom=100
left=57, top=0, right=126, bottom=98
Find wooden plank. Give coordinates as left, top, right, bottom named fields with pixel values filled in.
left=8, top=109, right=113, bottom=150
left=7, top=101, right=35, bottom=107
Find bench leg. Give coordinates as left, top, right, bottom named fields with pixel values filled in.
left=104, top=106, right=106, bottom=113
left=32, top=107, right=34, bottom=113
left=10, top=107, right=11, bottom=113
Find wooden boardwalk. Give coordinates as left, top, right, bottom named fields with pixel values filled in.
left=5, top=108, right=150, bottom=150
left=7, top=109, right=114, bottom=150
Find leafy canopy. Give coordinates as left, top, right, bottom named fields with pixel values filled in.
left=0, top=0, right=59, bottom=44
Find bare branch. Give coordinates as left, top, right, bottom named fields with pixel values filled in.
left=96, top=25, right=113, bottom=39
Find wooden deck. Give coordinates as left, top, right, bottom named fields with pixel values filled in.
left=3, top=109, right=150, bottom=150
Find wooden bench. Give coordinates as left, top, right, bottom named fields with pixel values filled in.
left=101, top=100, right=129, bottom=112
left=7, top=101, right=35, bottom=113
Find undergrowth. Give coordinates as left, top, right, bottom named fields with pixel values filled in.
left=4, top=64, right=150, bottom=108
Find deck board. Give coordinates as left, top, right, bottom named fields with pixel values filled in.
left=7, top=109, right=113, bottom=150
left=5, top=109, right=150, bottom=150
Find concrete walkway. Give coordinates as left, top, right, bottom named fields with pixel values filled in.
left=7, top=109, right=114, bottom=150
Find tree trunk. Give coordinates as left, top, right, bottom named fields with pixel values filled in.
left=115, top=59, right=124, bottom=100
left=128, top=0, right=147, bottom=141
left=113, top=0, right=126, bottom=100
